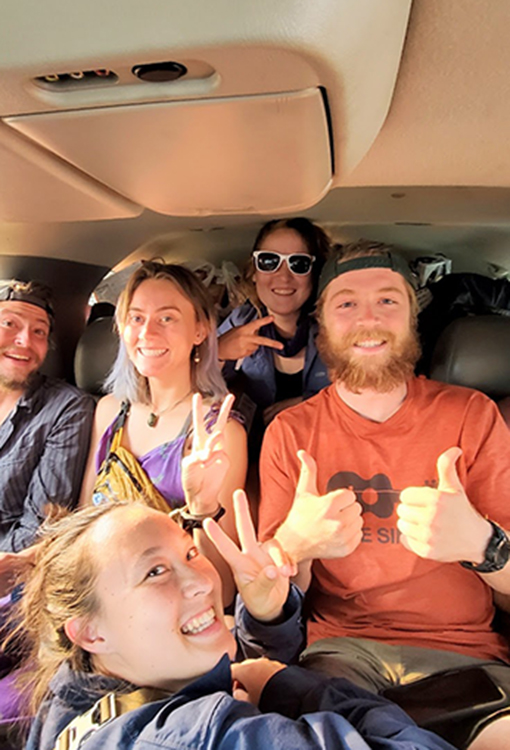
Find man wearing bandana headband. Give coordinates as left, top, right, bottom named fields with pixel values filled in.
left=258, top=241, right=510, bottom=748
left=0, top=280, right=94, bottom=596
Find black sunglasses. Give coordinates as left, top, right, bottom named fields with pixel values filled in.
left=253, top=251, right=315, bottom=276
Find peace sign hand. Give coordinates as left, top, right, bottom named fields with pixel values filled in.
left=218, top=316, right=284, bottom=361
left=204, top=490, right=295, bottom=622
left=181, top=392, right=234, bottom=516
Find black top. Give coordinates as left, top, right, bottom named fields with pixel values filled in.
left=274, top=368, right=303, bottom=401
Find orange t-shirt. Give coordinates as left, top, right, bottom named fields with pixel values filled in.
left=259, top=377, right=510, bottom=662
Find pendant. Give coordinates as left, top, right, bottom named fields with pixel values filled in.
left=147, top=412, right=159, bottom=428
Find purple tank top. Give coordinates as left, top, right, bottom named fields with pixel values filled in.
left=95, top=403, right=243, bottom=510
left=95, top=414, right=190, bottom=508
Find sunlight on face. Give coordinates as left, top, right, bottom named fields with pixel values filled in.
left=122, top=278, right=205, bottom=380
left=0, top=301, right=50, bottom=389
left=254, top=228, right=313, bottom=318
left=319, top=268, right=419, bottom=392
left=85, top=506, right=235, bottom=691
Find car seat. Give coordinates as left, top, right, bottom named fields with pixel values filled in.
left=389, top=315, right=510, bottom=748
left=429, top=314, right=510, bottom=401
left=74, top=313, right=119, bottom=396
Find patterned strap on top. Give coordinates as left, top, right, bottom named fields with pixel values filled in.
left=106, top=400, right=131, bottom=455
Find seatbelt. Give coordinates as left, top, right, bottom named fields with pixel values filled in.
left=54, top=687, right=166, bottom=750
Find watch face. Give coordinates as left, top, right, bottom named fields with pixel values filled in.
left=481, top=522, right=510, bottom=572
left=492, top=527, right=510, bottom=566
left=460, top=522, right=510, bottom=573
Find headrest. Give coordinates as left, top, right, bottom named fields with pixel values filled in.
left=429, top=316, right=510, bottom=400
left=74, top=317, right=118, bottom=396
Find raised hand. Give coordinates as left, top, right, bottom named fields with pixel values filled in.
left=274, top=450, right=363, bottom=564
left=231, top=658, right=286, bottom=706
left=181, top=392, right=234, bottom=516
left=217, top=316, right=284, bottom=361
left=204, top=490, right=294, bottom=622
left=397, top=447, right=492, bottom=563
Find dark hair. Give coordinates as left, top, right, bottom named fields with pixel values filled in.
left=242, top=218, right=331, bottom=310
left=0, top=279, right=54, bottom=327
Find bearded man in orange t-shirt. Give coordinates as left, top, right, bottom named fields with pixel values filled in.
left=258, top=240, right=510, bottom=750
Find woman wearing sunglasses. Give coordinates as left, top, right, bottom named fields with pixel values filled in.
left=218, top=218, right=331, bottom=428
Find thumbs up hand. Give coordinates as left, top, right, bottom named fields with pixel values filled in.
left=397, top=447, right=491, bottom=563
left=274, top=450, right=363, bottom=564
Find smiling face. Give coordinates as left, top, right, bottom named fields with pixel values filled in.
left=0, top=301, right=50, bottom=390
left=79, top=505, right=234, bottom=691
left=318, top=267, right=420, bottom=392
left=121, top=277, right=207, bottom=381
left=253, top=228, right=313, bottom=318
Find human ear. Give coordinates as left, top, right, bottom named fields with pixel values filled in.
left=64, top=616, right=108, bottom=654
left=194, top=320, right=208, bottom=346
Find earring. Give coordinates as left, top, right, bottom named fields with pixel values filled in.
left=193, top=345, right=201, bottom=364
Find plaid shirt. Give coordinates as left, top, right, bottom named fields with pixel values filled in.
left=0, top=374, right=94, bottom=551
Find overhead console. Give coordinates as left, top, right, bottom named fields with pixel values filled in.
left=0, top=0, right=412, bottom=221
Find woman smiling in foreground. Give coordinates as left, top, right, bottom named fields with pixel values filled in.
left=18, top=496, right=455, bottom=750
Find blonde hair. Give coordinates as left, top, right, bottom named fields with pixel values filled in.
left=105, top=260, right=227, bottom=403
left=12, top=503, right=129, bottom=715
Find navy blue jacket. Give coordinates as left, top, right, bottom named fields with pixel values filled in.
left=218, top=302, right=330, bottom=409
left=26, top=589, right=455, bottom=750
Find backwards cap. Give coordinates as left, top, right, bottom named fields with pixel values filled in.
left=318, top=252, right=415, bottom=298
left=0, top=280, right=55, bottom=322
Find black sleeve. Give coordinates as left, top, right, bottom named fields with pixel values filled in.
left=234, top=584, right=305, bottom=663
left=258, top=666, right=457, bottom=750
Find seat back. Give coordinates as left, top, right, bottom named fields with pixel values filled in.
left=74, top=316, right=119, bottom=396
left=429, top=315, right=510, bottom=401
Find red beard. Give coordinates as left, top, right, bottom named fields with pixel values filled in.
left=317, top=325, right=421, bottom=393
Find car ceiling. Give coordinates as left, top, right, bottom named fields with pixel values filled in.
left=1, top=0, right=509, bottom=276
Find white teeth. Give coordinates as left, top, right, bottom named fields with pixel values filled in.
left=356, top=341, right=384, bottom=348
left=138, top=348, right=166, bottom=357
left=6, top=353, right=30, bottom=361
left=181, top=607, right=215, bottom=635
left=272, top=289, right=295, bottom=295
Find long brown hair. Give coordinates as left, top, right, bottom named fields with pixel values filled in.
left=12, top=503, right=128, bottom=715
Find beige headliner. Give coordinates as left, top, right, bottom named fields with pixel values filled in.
left=1, top=0, right=510, bottom=270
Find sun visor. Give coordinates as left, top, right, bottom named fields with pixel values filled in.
left=0, top=122, right=141, bottom=222
left=1, top=0, right=412, bottom=220
left=6, top=88, right=331, bottom=216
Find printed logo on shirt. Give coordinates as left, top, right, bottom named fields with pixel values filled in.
left=327, top=471, right=438, bottom=519
left=327, top=471, right=398, bottom=518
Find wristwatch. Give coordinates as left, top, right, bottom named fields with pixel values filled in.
left=460, top=520, right=510, bottom=573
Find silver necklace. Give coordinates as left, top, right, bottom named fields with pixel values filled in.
left=147, top=389, right=192, bottom=428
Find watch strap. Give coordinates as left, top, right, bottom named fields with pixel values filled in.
left=460, top=520, right=510, bottom=573
left=178, top=504, right=226, bottom=532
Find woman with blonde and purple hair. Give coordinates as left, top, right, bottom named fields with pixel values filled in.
left=80, top=260, right=247, bottom=603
